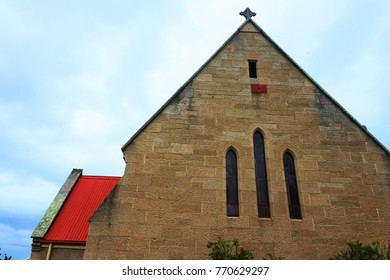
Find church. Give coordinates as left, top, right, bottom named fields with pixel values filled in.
left=30, top=8, right=390, bottom=260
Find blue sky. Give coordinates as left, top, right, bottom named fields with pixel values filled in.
left=0, top=0, right=389, bottom=260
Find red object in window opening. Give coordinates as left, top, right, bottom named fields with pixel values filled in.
left=251, top=84, right=267, bottom=93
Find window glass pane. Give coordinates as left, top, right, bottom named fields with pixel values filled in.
left=253, top=131, right=270, bottom=218
left=226, top=149, right=239, bottom=217
left=283, top=152, right=302, bottom=219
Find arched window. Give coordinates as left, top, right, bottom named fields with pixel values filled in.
left=283, top=151, right=302, bottom=219
left=226, top=149, right=239, bottom=217
left=253, top=131, right=270, bottom=218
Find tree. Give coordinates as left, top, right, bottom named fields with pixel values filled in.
left=0, top=248, right=12, bottom=260
left=331, top=240, right=390, bottom=260
left=207, top=238, right=253, bottom=260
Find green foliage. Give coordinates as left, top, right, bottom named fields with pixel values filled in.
left=207, top=238, right=253, bottom=260
left=331, top=240, right=390, bottom=260
left=0, top=248, right=12, bottom=260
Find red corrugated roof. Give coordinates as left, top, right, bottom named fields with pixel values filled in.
left=43, top=175, right=120, bottom=243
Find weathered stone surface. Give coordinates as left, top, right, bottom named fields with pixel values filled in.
left=84, top=20, right=390, bottom=260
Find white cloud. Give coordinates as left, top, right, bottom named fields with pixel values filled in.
left=63, top=26, right=136, bottom=97
left=0, top=171, right=59, bottom=217
left=70, top=109, right=111, bottom=136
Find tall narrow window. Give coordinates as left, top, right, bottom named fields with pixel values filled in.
left=283, top=151, right=302, bottom=219
left=253, top=131, right=270, bottom=218
left=226, top=149, right=239, bottom=217
left=248, top=60, right=257, bottom=78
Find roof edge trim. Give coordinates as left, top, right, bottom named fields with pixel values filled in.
left=31, top=169, right=83, bottom=238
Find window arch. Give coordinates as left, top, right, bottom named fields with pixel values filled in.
left=226, top=148, right=239, bottom=217
left=253, top=131, right=270, bottom=218
left=283, top=151, right=302, bottom=219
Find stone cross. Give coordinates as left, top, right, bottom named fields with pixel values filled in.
left=240, top=8, right=256, bottom=19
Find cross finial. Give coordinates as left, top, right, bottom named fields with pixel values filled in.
left=240, top=8, right=256, bottom=19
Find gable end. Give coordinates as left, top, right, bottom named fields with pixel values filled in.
left=121, top=19, right=389, bottom=155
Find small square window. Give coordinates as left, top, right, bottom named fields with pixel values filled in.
left=248, top=60, right=257, bottom=78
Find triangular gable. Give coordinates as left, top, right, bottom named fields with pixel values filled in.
left=122, top=18, right=389, bottom=154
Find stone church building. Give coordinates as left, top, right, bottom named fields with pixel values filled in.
left=31, top=9, right=390, bottom=260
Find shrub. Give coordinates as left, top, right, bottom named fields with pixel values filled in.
left=331, top=240, right=390, bottom=260
left=207, top=238, right=253, bottom=260
left=0, top=248, right=12, bottom=260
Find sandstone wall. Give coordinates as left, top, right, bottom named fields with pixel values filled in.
left=84, top=21, right=390, bottom=260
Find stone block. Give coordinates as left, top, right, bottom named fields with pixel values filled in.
left=330, top=196, right=361, bottom=208
left=309, top=194, right=331, bottom=207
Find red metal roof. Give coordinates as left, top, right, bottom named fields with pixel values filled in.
left=43, top=175, right=120, bottom=243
